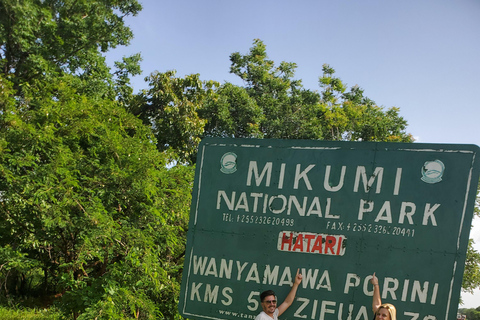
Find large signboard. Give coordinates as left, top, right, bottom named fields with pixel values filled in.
left=179, top=138, right=480, bottom=320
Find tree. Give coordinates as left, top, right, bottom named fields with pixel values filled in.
left=200, top=82, right=264, bottom=138
left=0, top=1, right=194, bottom=318
left=228, top=39, right=326, bottom=140
left=228, top=40, right=413, bottom=143
left=316, top=63, right=412, bottom=142
left=0, top=72, right=191, bottom=318
left=139, top=39, right=413, bottom=164
left=0, top=0, right=142, bottom=99
left=130, top=70, right=219, bottom=164
left=462, top=185, right=480, bottom=299
left=460, top=307, right=480, bottom=320
left=463, top=239, right=480, bottom=293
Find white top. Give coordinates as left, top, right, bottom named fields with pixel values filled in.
left=255, top=309, right=279, bottom=320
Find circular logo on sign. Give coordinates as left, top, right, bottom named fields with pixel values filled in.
left=421, top=160, right=445, bottom=184
left=220, top=152, right=237, bottom=174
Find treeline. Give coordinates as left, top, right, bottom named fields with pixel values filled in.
left=459, top=307, right=480, bottom=320
left=0, top=1, right=479, bottom=319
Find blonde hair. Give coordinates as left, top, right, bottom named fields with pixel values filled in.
left=376, top=303, right=396, bottom=320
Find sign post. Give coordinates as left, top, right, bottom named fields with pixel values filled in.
left=179, top=138, right=480, bottom=320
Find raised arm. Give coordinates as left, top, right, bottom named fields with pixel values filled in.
left=370, top=272, right=382, bottom=313
left=278, top=268, right=303, bottom=316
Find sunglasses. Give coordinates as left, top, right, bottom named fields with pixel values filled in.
left=263, top=300, right=277, bottom=304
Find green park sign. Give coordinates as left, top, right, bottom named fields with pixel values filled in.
left=178, top=138, right=480, bottom=320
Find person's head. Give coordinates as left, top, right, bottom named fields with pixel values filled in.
left=260, top=290, right=277, bottom=315
left=375, top=303, right=396, bottom=320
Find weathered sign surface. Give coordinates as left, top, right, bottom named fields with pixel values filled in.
left=179, top=138, right=480, bottom=320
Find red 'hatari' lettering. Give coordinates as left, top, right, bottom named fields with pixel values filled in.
left=278, top=231, right=346, bottom=256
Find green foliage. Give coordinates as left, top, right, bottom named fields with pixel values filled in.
left=114, top=53, right=143, bottom=105
left=1, top=1, right=190, bottom=318
left=229, top=39, right=326, bottom=140
left=459, top=307, right=480, bottom=320
left=0, top=74, right=192, bottom=319
left=131, top=70, right=219, bottom=164
left=227, top=40, right=413, bottom=143
left=475, top=180, right=480, bottom=217
left=463, top=239, right=480, bottom=294
left=200, top=83, right=263, bottom=138
left=138, top=39, right=413, bottom=165
left=0, top=0, right=142, bottom=98
left=461, top=179, right=480, bottom=297
left=317, top=64, right=412, bottom=142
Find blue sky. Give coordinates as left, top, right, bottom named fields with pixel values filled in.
left=105, top=0, right=480, bottom=308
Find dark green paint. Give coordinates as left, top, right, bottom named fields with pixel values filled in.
left=179, top=138, right=480, bottom=320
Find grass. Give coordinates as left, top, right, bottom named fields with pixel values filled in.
left=0, top=306, right=64, bottom=320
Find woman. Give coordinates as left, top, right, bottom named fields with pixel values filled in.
left=370, top=273, right=397, bottom=320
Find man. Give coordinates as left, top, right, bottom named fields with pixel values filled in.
left=255, top=268, right=303, bottom=320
